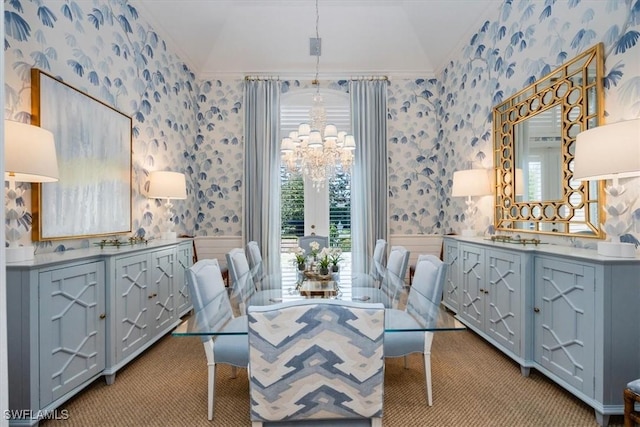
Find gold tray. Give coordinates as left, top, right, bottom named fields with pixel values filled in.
left=298, top=280, right=338, bottom=297
left=303, top=270, right=333, bottom=281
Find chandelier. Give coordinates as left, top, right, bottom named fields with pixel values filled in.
left=280, top=0, right=355, bottom=190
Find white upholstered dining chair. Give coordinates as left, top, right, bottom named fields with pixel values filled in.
left=185, top=258, right=248, bottom=420
left=226, top=247, right=257, bottom=314
left=297, top=235, right=329, bottom=255
left=383, top=254, right=446, bottom=406
left=246, top=241, right=267, bottom=287
left=379, top=245, right=410, bottom=301
left=371, top=238, right=388, bottom=282
left=247, top=299, right=385, bottom=426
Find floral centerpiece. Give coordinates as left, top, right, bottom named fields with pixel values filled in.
left=291, top=247, right=306, bottom=270
left=317, top=247, right=331, bottom=275
left=329, top=248, right=343, bottom=272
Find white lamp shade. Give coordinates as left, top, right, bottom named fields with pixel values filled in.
left=337, top=131, right=347, bottom=146
left=452, top=168, right=492, bottom=197
left=574, top=118, right=640, bottom=181
left=148, top=171, right=187, bottom=199
left=343, top=134, right=356, bottom=150
left=4, top=120, right=59, bottom=182
left=297, top=123, right=311, bottom=140
left=324, top=124, right=338, bottom=140
left=308, top=130, right=323, bottom=148
left=281, top=137, right=294, bottom=153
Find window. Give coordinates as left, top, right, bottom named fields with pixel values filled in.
left=280, top=89, right=352, bottom=251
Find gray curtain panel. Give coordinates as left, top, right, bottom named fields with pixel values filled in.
left=349, top=79, right=389, bottom=276
left=243, top=79, right=282, bottom=277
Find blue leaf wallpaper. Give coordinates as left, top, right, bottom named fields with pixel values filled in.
left=3, top=0, right=640, bottom=253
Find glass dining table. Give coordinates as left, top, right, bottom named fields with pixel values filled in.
left=172, top=262, right=465, bottom=337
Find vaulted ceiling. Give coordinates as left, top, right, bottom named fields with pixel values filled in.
left=132, top=0, right=500, bottom=79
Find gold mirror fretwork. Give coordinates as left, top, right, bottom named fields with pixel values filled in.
left=493, top=43, right=604, bottom=238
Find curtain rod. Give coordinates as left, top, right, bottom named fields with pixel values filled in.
left=349, top=76, right=388, bottom=81
left=244, top=75, right=389, bottom=81
left=244, top=75, right=280, bottom=81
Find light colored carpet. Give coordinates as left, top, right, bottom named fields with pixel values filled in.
left=41, top=329, right=623, bottom=426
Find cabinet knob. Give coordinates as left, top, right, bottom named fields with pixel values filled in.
left=534, top=307, right=540, bottom=313
left=99, top=313, right=106, bottom=319
left=479, top=288, right=485, bottom=293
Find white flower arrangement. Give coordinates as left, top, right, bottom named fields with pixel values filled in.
left=317, top=247, right=331, bottom=268
left=291, top=246, right=306, bottom=265
left=309, top=241, right=320, bottom=258
left=329, top=247, right=343, bottom=265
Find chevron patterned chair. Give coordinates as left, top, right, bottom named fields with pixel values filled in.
left=248, top=300, right=385, bottom=426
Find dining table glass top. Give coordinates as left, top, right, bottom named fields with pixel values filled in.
left=173, top=260, right=465, bottom=337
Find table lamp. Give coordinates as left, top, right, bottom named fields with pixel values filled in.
left=147, top=170, right=187, bottom=240
left=451, top=168, right=492, bottom=237
left=4, top=120, right=59, bottom=262
left=574, top=118, right=640, bottom=258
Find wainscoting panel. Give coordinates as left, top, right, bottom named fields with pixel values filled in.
left=193, top=236, right=244, bottom=265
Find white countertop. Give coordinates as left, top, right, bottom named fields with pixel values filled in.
left=446, top=235, right=640, bottom=263
left=5, top=238, right=193, bottom=269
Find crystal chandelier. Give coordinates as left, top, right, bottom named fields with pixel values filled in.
left=280, top=0, right=355, bottom=190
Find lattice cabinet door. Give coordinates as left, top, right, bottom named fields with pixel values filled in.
left=458, top=243, right=485, bottom=330
left=114, top=252, right=150, bottom=363
left=485, top=248, right=522, bottom=355
left=175, top=241, right=193, bottom=317
left=149, top=248, right=176, bottom=333
left=533, top=256, right=596, bottom=398
left=442, top=238, right=459, bottom=312
left=38, top=261, right=106, bottom=406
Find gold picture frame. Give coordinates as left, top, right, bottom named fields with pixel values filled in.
left=31, top=69, right=132, bottom=241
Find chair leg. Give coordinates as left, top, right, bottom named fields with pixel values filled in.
left=423, top=352, right=432, bottom=406
left=251, top=422, right=263, bottom=427
left=404, top=355, right=409, bottom=369
left=424, top=333, right=434, bottom=406
left=371, top=417, right=382, bottom=427
left=231, top=366, right=238, bottom=379
left=625, top=388, right=637, bottom=427
left=208, top=363, right=216, bottom=420
left=204, top=342, right=216, bottom=420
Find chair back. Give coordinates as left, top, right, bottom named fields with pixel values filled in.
left=226, top=248, right=256, bottom=313
left=248, top=300, right=385, bottom=423
left=246, top=241, right=265, bottom=284
left=406, top=254, right=447, bottom=326
left=370, top=239, right=388, bottom=282
left=185, top=259, right=233, bottom=343
left=297, top=235, right=329, bottom=256
left=380, top=246, right=410, bottom=301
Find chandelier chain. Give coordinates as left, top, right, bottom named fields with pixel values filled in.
left=280, top=0, right=355, bottom=190
left=314, top=0, right=320, bottom=92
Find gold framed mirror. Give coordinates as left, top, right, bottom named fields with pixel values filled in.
left=493, top=43, right=604, bottom=238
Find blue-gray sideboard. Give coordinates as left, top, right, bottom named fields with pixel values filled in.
left=6, top=239, right=193, bottom=426
left=442, top=236, right=640, bottom=426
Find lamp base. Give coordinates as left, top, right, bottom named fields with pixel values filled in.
left=597, top=241, right=636, bottom=258
left=6, top=246, right=35, bottom=263
left=461, top=229, right=477, bottom=237
left=160, top=231, right=177, bottom=240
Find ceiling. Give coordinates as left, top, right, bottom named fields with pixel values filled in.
left=132, top=0, right=500, bottom=79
